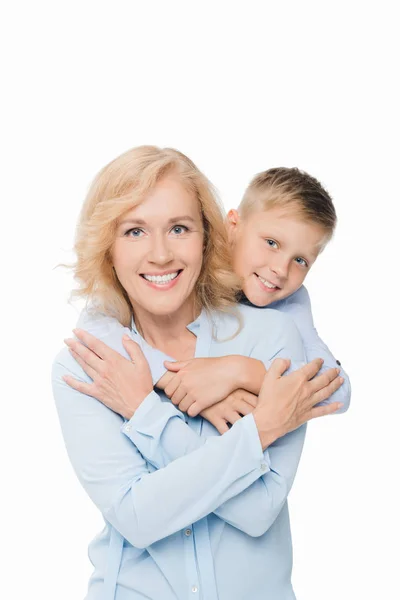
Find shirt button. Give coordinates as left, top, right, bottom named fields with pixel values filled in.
left=192, top=586, right=198, bottom=593
left=336, top=359, right=341, bottom=366
left=260, top=462, right=268, bottom=472
left=125, top=424, right=131, bottom=432
left=184, top=528, right=192, bottom=536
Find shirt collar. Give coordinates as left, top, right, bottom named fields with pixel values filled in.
left=130, top=310, right=204, bottom=339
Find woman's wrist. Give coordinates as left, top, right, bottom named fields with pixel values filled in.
left=252, top=408, right=283, bottom=451
left=123, top=388, right=154, bottom=421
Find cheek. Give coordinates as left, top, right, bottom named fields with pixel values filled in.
left=242, top=240, right=268, bottom=272
left=183, top=239, right=204, bottom=273
left=112, top=242, right=141, bottom=274
left=289, top=266, right=307, bottom=287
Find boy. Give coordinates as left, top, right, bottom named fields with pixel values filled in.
left=162, top=167, right=350, bottom=417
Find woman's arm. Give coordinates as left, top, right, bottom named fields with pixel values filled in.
left=62, top=312, right=318, bottom=538
left=52, top=349, right=271, bottom=548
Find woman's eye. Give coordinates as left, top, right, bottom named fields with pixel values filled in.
left=295, top=257, right=308, bottom=267
left=171, top=225, right=188, bottom=235
left=265, top=239, right=278, bottom=248
left=125, top=228, right=143, bottom=237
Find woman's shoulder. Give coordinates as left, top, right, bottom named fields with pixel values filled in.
left=76, top=306, right=128, bottom=337
left=52, top=307, right=132, bottom=377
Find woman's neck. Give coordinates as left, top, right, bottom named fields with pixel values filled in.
left=132, top=303, right=200, bottom=358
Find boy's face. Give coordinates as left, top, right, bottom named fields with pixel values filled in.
left=227, top=206, right=326, bottom=306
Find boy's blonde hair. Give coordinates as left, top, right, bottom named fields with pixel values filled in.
left=67, top=146, right=241, bottom=327
left=239, top=167, right=337, bottom=244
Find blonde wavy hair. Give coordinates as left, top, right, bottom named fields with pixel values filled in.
left=67, top=145, right=242, bottom=329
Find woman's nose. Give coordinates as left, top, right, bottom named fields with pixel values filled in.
left=148, top=235, right=174, bottom=264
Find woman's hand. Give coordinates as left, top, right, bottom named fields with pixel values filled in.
left=163, top=356, right=243, bottom=416
left=200, top=389, right=258, bottom=434
left=63, top=329, right=153, bottom=420
left=253, top=358, right=344, bottom=450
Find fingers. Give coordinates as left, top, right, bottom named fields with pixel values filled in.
left=267, top=358, right=291, bottom=379
left=238, top=390, right=258, bottom=408
left=296, top=358, right=324, bottom=382
left=310, top=375, right=344, bottom=406
left=216, top=420, right=230, bottom=434
left=72, top=329, right=112, bottom=360
left=164, top=376, right=181, bottom=399
left=226, top=411, right=242, bottom=426
left=68, top=348, right=97, bottom=381
left=307, top=367, right=341, bottom=398
left=236, top=400, right=254, bottom=416
left=187, top=402, right=201, bottom=417
left=122, top=335, right=145, bottom=362
left=62, top=374, right=94, bottom=397
left=164, top=360, right=189, bottom=372
left=310, top=401, right=344, bottom=420
left=64, top=337, right=104, bottom=372
left=178, top=395, right=196, bottom=414
left=171, top=384, right=187, bottom=405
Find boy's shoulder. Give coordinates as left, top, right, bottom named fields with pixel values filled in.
left=213, top=302, right=299, bottom=343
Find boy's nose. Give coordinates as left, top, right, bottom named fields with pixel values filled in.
left=270, top=258, right=289, bottom=281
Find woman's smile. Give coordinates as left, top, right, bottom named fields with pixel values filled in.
left=140, top=269, right=183, bottom=290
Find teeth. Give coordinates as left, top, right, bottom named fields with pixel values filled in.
left=258, top=275, right=277, bottom=289
left=143, top=271, right=179, bottom=284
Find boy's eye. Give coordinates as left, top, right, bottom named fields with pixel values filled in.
left=265, top=239, right=278, bottom=248
left=295, top=257, right=308, bottom=267
left=171, top=225, right=189, bottom=235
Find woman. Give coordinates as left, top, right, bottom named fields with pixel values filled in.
left=52, top=146, right=342, bottom=600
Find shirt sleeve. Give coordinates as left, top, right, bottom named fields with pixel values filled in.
left=270, top=285, right=351, bottom=413
left=123, top=312, right=308, bottom=538
left=52, top=351, right=268, bottom=549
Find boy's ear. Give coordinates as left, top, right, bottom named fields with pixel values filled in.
left=226, top=209, right=240, bottom=240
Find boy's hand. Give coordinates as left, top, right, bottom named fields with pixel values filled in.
left=163, top=357, right=239, bottom=416
left=200, top=389, right=258, bottom=434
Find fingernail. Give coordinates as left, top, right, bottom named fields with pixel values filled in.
left=123, top=334, right=131, bottom=341
left=339, top=377, right=344, bottom=383
left=336, top=368, right=340, bottom=374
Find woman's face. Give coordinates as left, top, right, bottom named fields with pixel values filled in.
left=112, top=175, right=204, bottom=323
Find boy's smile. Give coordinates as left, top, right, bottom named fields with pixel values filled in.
left=227, top=206, right=327, bottom=307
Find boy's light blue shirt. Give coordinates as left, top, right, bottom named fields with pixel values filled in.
left=266, top=285, right=351, bottom=412
left=53, top=304, right=309, bottom=600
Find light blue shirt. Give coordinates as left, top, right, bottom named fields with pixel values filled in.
left=52, top=304, right=310, bottom=600
left=267, top=285, right=350, bottom=412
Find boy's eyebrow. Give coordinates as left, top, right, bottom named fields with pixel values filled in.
left=119, top=216, right=197, bottom=227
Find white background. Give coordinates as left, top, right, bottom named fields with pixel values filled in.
left=1, top=2, right=399, bottom=599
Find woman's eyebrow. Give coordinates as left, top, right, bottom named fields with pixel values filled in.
left=119, top=216, right=197, bottom=226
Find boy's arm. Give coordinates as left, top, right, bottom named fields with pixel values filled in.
left=156, top=356, right=266, bottom=397
left=270, top=285, right=351, bottom=413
